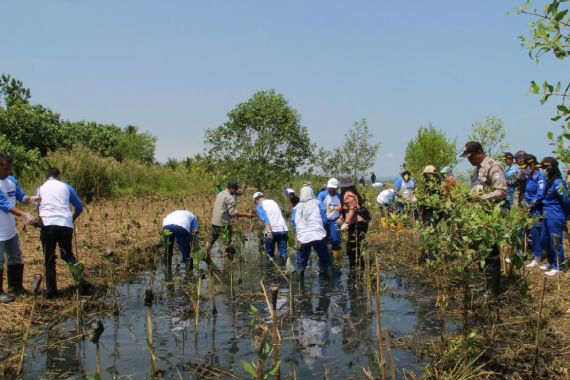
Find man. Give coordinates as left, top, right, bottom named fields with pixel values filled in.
left=460, top=141, right=507, bottom=296
left=370, top=172, right=377, bottom=184
left=317, top=178, right=342, bottom=265
left=0, top=154, right=37, bottom=302
left=162, top=210, right=199, bottom=269
left=205, top=180, right=254, bottom=258
left=37, top=167, right=90, bottom=298
left=253, top=192, right=289, bottom=264
left=503, top=152, right=520, bottom=208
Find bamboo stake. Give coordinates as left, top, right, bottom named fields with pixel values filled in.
left=532, top=276, right=547, bottom=377
left=374, top=256, right=386, bottom=379
left=383, top=329, right=396, bottom=380
left=17, top=296, right=37, bottom=375
left=147, top=306, right=157, bottom=375
left=271, top=284, right=281, bottom=380
left=195, top=276, right=202, bottom=333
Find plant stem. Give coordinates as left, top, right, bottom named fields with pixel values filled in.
left=532, top=276, right=547, bottom=377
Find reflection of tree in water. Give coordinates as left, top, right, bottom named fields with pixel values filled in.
left=44, top=329, right=85, bottom=378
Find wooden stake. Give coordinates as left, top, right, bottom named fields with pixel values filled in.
left=384, top=329, right=396, bottom=380
left=532, top=276, right=547, bottom=377
left=374, top=256, right=386, bottom=379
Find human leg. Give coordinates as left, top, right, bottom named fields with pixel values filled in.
left=5, top=235, right=25, bottom=294
left=41, top=226, right=59, bottom=298
left=312, top=238, right=332, bottom=270
left=0, top=242, right=14, bottom=303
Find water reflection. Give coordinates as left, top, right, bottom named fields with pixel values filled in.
left=25, top=239, right=453, bottom=379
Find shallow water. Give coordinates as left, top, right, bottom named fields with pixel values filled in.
left=24, top=238, right=454, bottom=379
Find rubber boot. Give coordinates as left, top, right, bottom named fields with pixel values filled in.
left=332, top=249, right=342, bottom=267
left=45, top=263, right=58, bottom=299
left=7, top=264, right=26, bottom=295
left=299, top=270, right=305, bottom=292
left=0, top=270, right=15, bottom=303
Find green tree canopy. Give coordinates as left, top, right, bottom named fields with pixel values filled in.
left=468, top=115, right=508, bottom=159
left=403, top=124, right=457, bottom=176
left=204, top=89, right=314, bottom=190
left=516, top=0, right=570, bottom=162
left=318, top=118, right=380, bottom=178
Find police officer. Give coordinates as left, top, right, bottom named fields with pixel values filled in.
left=460, top=141, right=507, bottom=296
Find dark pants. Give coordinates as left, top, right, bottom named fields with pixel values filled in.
left=484, top=244, right=501, bottom=295
left=208, top=224, right=232, bottom=245
left=41, top=226, right=77, bottom=294
left=163, top=224, right=193, bottom=264
left=296, top=238, right=331, bottom=271
left=264, top=231, right=289, bottom=259
left=346, top=222, right=369, bottom=268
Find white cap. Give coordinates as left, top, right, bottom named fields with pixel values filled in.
left=253, top=192, right=264, bottom=201
left=327, top=178, right=339, bottom=189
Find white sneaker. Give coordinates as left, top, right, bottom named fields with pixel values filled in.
left=545, top=269, right=560, bottom=276
left=539, top=263, right=551, bottom=271
left=526, top=261, right=539, bottom=268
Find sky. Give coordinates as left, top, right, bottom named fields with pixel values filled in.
left=1, top=0, right=567, bottom=176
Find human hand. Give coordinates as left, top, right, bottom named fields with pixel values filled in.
left=340, top=223, right=349, bottom=231
left=28, top=195, right=41, bottom=204
left=19, top=212, right=35, bottom=225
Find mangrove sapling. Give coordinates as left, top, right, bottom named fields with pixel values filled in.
left=241, top=304, right=280, bottom=380
left=383, top=329, right=396, bottom=380
left=87, top=319, right=104, bottom=380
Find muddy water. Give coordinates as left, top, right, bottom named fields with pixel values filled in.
left=24, top=237, right=454, bottom=379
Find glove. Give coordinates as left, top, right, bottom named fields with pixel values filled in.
left=340, top=223, right=349, bottom=231
left=19, top=212, right=35, bottom=225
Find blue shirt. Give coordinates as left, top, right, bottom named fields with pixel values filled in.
left=543, top=178, right=568, bottom=221
left=524, top=171, right=546, bottom=216
left=505, top=164, right=520, bottom=204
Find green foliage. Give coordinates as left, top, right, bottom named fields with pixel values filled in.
left=516, top=1, right=570, bottom=162
left=318, top=118, right=380, bottom=177
left=413, top=182, right=531, bottom=289
left=468, top=116, right=508, bottom=158
left=403, top=124, right=457, bottom=176
left=0, top=133, right=41, bottom=173
left=204, top=89, right=314, bottom=190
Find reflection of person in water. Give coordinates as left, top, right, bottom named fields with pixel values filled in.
left=341, top=274, right=371, bottom=352
left=44, top=330, right=85, bottom=378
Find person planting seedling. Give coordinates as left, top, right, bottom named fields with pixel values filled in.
left=162, top=210, right=199, bottom=270
left=204, top=180, right=254, bottom=260
left=253, top=192, right=289, bottom=266
left=35, top=167, right=92, bottom=298
left=460, top=141, right=507, bottom=296
left=0, top=154, right=38, bottom=303
left=316, top=178, right=342, bottom=266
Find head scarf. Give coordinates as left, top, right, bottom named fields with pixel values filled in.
left=295, top=185, right=319, bottom=221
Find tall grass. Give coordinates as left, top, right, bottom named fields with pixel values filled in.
left=20, top=146, right=212, bottom=200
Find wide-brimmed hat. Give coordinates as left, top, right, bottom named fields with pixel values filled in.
left=421, top=165, right=436, bottom=175
left=338, top=176, right=354, bottom=188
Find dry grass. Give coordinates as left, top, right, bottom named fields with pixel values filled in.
left=0, top=193, right=259, bottom=376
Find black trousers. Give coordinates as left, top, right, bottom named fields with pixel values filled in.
left=41, top=226, right=77, bottom=294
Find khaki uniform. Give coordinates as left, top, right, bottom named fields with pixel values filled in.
left=470, top=156, right=507, bottom=201
left=211, top=189, right=237, bottom=227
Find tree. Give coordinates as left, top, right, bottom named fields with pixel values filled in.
left=468, top=115, right=508, bottom=158
left=204, top=89, right=314, bottom=190
left=0, top=74, right=31, bottom=109
left=318, top=119, right=380, bottom=178
left=403, top=124, right=457, bottom=176
left=516, top=1, right=570, bottom=162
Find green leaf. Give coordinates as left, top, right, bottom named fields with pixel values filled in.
left=240, top=360, right=257, bottom=378
left=249, top=305, right=260, bottom=316
left=267, top=361, right=281, bottom=376
left=530, top=80, right=540, bottom=94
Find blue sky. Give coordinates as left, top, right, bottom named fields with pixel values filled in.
left=1, top=0, right=566, bottom=176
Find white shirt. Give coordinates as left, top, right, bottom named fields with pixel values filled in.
left=292, top=200, right=327, bottom=244
left=162, top=210, right=198, bottom=234
left=320, top=193, right=341, bottom=220
left=377, top=189, right=395, bottom=205
left=38, top=178, right=83, bottom=228
left=256, top=199, right=288, bottom=232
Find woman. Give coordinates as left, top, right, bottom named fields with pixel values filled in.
left=338, top=176, right=370, bottom=269
left=291, top=186, right=332, bottom=278
left=523, top=154, right=547, bottom=269
left=538, top=157, right=567, bottom=276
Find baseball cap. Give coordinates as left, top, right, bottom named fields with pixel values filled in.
left=521, top=154, right=537, bottom=168
left=253, top=191, right=264, bottom=201
left=459, top=141, right=483, bottom=157
left=538, top=156, right=559, bottom=168
left=327, top=178, right=339, bottom=189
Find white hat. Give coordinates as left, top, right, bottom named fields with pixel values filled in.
left=327, top=178, right=339, bottom=189
left=253, top=192, right=264, bottom=201
left=421, top=165, right=437, bottom=175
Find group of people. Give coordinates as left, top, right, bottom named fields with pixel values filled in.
left=0, top=154, right=90, bottom=303
left=162, top=176, right=372, bottom=282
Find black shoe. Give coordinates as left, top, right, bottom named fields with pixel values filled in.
left=43, top=290, right=58, bottom=300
